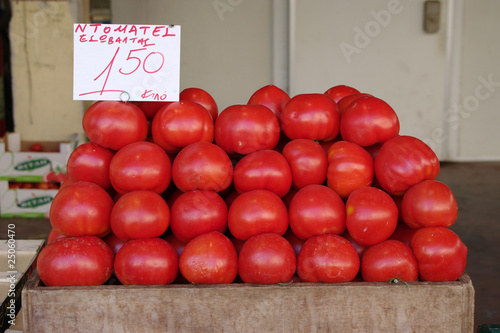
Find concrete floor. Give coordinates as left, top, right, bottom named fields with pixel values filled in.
left=1, top=161, right=499, bottom=329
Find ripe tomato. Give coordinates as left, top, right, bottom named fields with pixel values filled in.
left=401, top=180, right=458, bottom=228
left=326, top=141, right=374, bottom=198
left=172, top=142, right=233, bottom=192
left=109, top=141, right=171, bottom=194
left=389, top=223, right=418, bottom=246
left=29, top=142, right=44, bottom=152
left=66, top=142, right=114, bottom=189
left=151, top=101, right=214, bottom=154
left=340, top=96, right=400, bottom=147
left=374, top=135, right=440, bottom=196
left=47, top=228, right=65, bottom=243
left=297, top=234, right=360, bottom=282
left=133, top=101, right=172, bottom=120
left=179, top=231, right=238, bottom=284
left=49, top=181, right=113, bottom=237
left=110, top=190, right=170, bottom=240
left=282, top=139, right=328, bottom=189
left=114, top=238, right=179, bottom=285
left=170, top=190, right=228, bottom=243
left=233, top=149, right=292, bottom=198
left=180, top=87, right=219, bottom=122
left=361, top=240, right=419, bottom=282
left=289, top=184, right=346, bottom=239
left=324, top=84, right=360, bottom=103
left=283, top=228, right=305, bottom=257
left=336, top=93, right=371, bottom=115
left=341, top=231, right=369, bottom=258
left=82, top=101, right=148, bottom=150
left=163, top=233, right=188, bottom=257
left=281, top=93, right=340, bottom=141
left=37, top=236, right=114, bottom=286
left=247, top=85, right=290, bottom=121
left=346, top=186, right=398, bottom=246
left=228, top=189, right=288, bottom=241
left=238, top=233, right=297, bottom=284
left=215, top=104, right=280, bottom=155
left=102, top=232, right=127, bottom=256
left=410, top=227, right=467, bottom=281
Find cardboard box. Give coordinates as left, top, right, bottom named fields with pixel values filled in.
left=0, top=139, right=72, bottom=183
left=22, top=272, right=474, bottom=332
left=0, top=181, right=59, bottom=218
left=0, top=240, right=44, bottom=332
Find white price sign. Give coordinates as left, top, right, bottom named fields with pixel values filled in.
left=73, top=24, right=181, bottom=102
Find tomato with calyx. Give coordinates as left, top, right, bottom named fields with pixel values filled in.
left=109, top=141, right=171, bottom=195
left=374, top=135, right=440, bottom=196
left=172, top=142, right=233, bottom=192
left=361, top=240, right=419, bottom=282
left=180, top=87, right=219, bottom=122
left=114, top=238, right=179, bottom=285
left=410, top=227, right=467, bottom=281
left=215, top=104, right=280, bottom=155
left=82, top=101, right=148, bottom=151
left=327, top=140, right=373, bottom=198
left=238, top=233, right=297, bottom=284
left=281, top=93, right=340, bottom=141
left=179, top=231, right=238, bottom=284
left=49, top=181, right=113, bottom=237
left=401, top=180, right=458, bottom=229
left=297, top=234, right=359, bottom=283
left=282, top=139, right=328, bottom=189
left=247, top=84, right=290, bottom=121
left=346, top=186, right=398, bottom=246
left=340, top=95, right=400, bottom=147
left=324, top=85, right=360, bottom=103
left=151, top=101, right=214, bottom=154
left=66, top=142, right=114, bottom=190
left=37, top=236, right=114, bottom=286
left=233, top=149, right=292, bottom=198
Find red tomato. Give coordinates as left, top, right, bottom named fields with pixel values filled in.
left=340, top=96, right=400, bottom=147
left=102, top=232, right=127, bottom=256
left=346, top=186, right=398, bottom=246
left=281, top=93, right=340, bottom=141
left=337, top=93, right=371, bottom=115
left=297, top=234, right=360, bottom=282
left=29, top=142, right=44, bottom=152
left=233, top=150, right=292, bottom=198
left=374, top=135, right=440, bottom=196
left=361, top=240, right=419, bottom=282
left=163, top=233, right=188, bottom=257
left=109, top=141, right=171, bottom=194
left=401, top=180, right=458, bottom=228
left=110, top=190, right=170, bottom=240
left=283, top=229, right=305, bottom=257
left=215, top=104, right=280, bottom=155
left=326, top=141, right=374, bottom=198
left=82, top=101, right=148, bottom=150
left=247, top=84, right=290, bottom=121
left=172, top=142, right=233, bottom=192
left=114, top=238, right=179, bottom=285
left=180, top=87, right=219, bottom=122
left=282, top=139, right=328, bottom=189
left=289, top=184, right=346, bottom=239
left=170, top=190, right=228, bottom=243
left=410, top=227, right=467, bottom=281
left=179, top=231, right=238, bottom=284
left=133, top=101, right=172, bottom=120
left=59, top=177, right=75, bottom=189
left=228, top=189, right=288, bottom=241
left=238, top=233, right=297, bottom=284
left=389, top=223, right=418, bottom=246
left=341, top=231, right=369, bottom=259
left=37, top=236, right=114, bottom=286
left=151, top=101, right=214, bottom=154
left=47, top=228, right=66, bottom=243
left=66, top=142, right=114, bottom=189
left=49, top=181, right=113, bottom=237
left=324, top=84, right=360, bottom=103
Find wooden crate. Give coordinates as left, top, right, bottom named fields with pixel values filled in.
left=22, top=271, right=474, bottom=332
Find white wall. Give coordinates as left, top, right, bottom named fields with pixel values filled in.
left=111, top=0, right=273, bottom=112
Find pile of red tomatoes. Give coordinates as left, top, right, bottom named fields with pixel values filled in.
left=37, top=84, right=467, bottom=286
